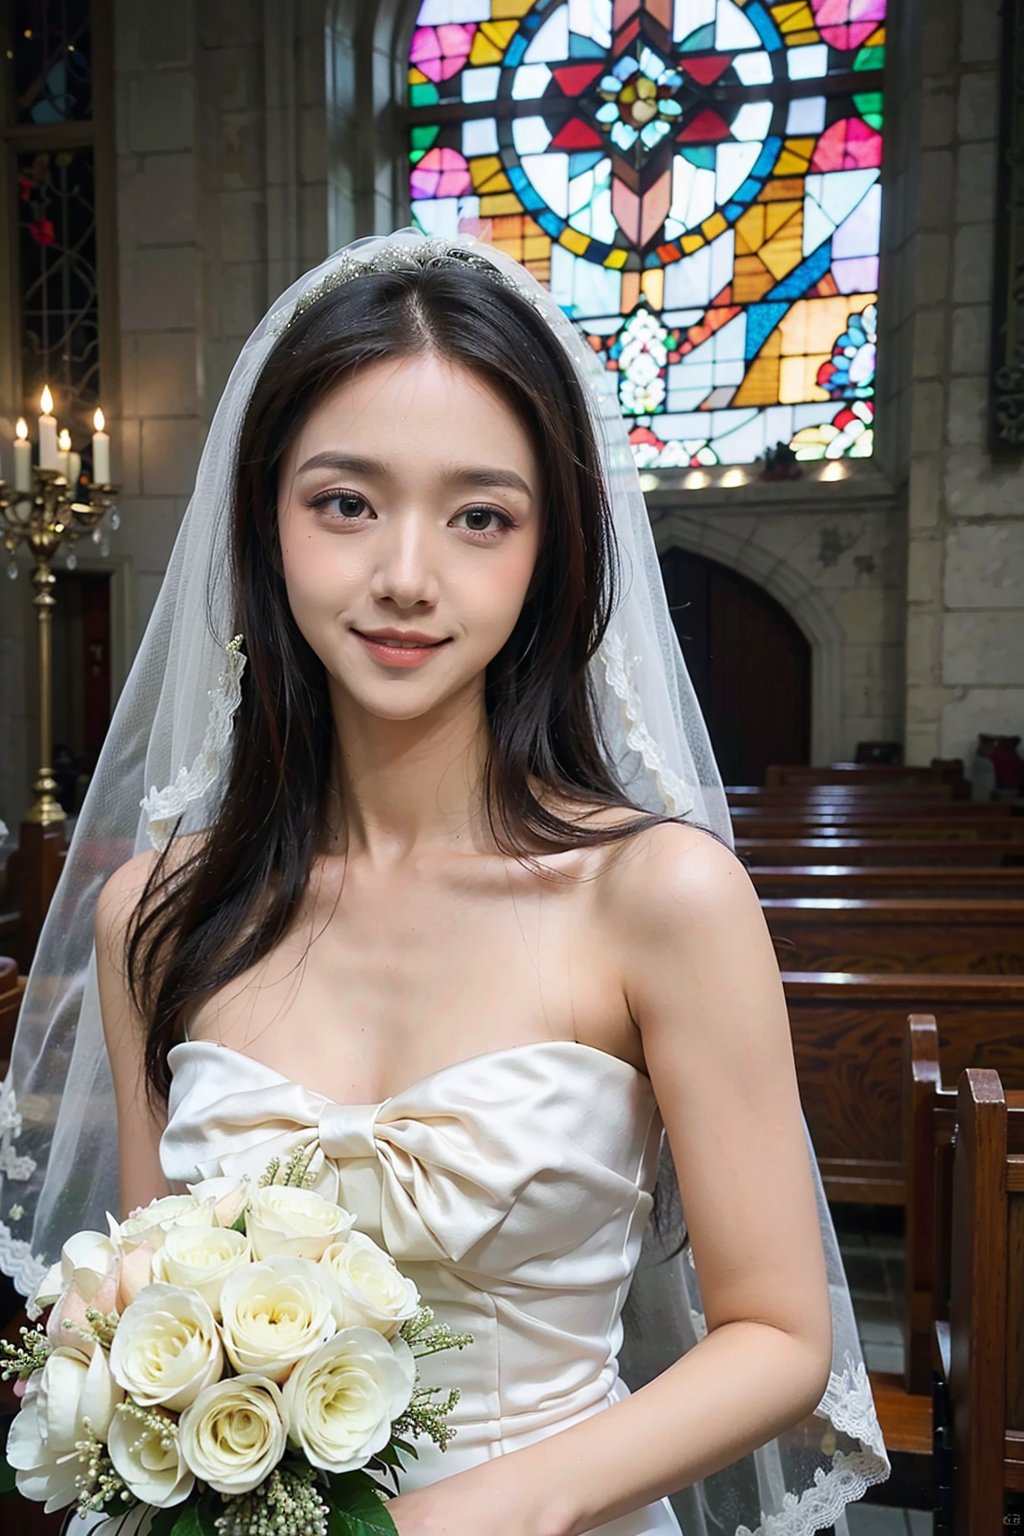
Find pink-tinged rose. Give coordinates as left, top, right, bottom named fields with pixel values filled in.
left=33, top=1230, right=119, bottom=1312
left=45, top=1248, right=121, bottom=1357
left=118, top=1241, right=154, bottom=1307
left=187, top=1176, right=253, bottom=1229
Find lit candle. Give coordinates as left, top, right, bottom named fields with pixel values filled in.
left=13, top=418, right=31, bottom=493
left=92, top=407, right=110, bottom=484
left=57, top=427, right=72, bottom=481
left=38, top=385, right=58, bottom=470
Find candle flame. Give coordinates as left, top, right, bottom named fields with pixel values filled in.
left=58, top=428, right=72, bottom=451
left=93, top=407, right=106, bottom=433
left=40, top=384, right=53, bottom=415
left=15, top=417, right=27, bottom=441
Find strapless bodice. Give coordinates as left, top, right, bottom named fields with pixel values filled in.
left=161, top=1039, right=681, bottom=1535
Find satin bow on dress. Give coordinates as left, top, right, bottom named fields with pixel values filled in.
left=162, top=1038, right=682, bottom=1535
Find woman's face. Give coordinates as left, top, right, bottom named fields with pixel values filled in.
left=277, top=352, right=543, bottom=725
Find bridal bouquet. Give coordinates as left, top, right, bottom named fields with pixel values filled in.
left=0, top=1156, right=471, bottom=1535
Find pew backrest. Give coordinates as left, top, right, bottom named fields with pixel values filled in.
left=944, top=1069, right=1024, bottom=1532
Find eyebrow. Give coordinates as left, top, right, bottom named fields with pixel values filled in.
left=294, top=451, right=534, bottom=499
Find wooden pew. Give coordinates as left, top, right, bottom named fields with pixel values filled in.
left=733, top=799, right=1008, bottom=821
left=732, top=811, right=1023, bottom=842
left=902, top=1016, right=956, bottom=1396
left=754, top=866, right=1024, bottom=900
left=935, top=1068, right=1024, bottom=1533
left=730, top=782, right=958, bottom=805
left=783, top=973, right=1024, bottom=1204
left=766, top=762, right=969, bottom=795
left=764, top=897, right=1024, bottom=974
left=740, top=837, right=1023, bottom=866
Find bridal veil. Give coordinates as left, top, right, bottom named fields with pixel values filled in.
left=0, top=227, right=888, bottom=1534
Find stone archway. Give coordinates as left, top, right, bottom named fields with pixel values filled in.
left=652, top=515, right=845, bottom=766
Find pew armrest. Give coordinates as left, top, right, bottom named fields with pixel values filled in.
left=934, top=1319, right=951, bottom=1380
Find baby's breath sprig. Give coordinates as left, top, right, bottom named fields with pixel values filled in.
left=215, top=1464, right=328, bottom=1536
left=259, top=1146, right=317, bottom=1189
left=115, top=1398, right=180, bottom=1447
left=73, top=1306, right=119, bottom=1349
left=73, top=1420, right=132, bottom=1513
left=392, top=1384, right=463, bottom=1453
left=399, top=1304, right=473, bottom=1359
left=0, top=1323, right=51, bottom=1379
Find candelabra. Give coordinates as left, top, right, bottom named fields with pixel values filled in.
left=0, top=468, right=121, bottom=825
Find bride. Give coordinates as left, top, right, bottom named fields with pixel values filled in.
left=0, top=230, right=888, bottom=1534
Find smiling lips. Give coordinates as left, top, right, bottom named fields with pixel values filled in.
left=353, top=628, right=452, bottom=669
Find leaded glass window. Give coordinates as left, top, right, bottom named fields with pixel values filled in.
left=4, top=0, right=102, bottom=429
left=407, top=0, right=885, bottom=467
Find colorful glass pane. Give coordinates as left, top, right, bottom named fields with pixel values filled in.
left=408, top=0, right=886, bottom=465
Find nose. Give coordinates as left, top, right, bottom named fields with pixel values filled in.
left=367, top=513, right=440, bottom=610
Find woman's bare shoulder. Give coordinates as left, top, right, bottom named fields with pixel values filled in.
left=595, top=816, right=751, bottom=926
left=94, top=830, right=206, bottom=947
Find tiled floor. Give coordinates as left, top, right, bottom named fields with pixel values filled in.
left=834, top=1205, right=933, bottom=1532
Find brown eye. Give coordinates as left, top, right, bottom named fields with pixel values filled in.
left=310, top=491, right=369, bottom=519
left=450, top=506, right=514, bottom=535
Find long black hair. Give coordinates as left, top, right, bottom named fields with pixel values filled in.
left=127, top=255, right=673, bottom=1105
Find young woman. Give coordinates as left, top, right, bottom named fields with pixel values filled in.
left=0, top=231, right=887, bottom=1535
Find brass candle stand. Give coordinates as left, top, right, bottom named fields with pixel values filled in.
left=0, top=469, right=121, bottom=825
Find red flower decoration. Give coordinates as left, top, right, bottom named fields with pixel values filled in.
left=17, top=174, right=34, bottom=202
left=28, top=217, right=55, bottom=246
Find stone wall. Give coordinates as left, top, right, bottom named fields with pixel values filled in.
left=0, top=0, right=332, bottom=825
left=904, top=0, right=1024, bottom=766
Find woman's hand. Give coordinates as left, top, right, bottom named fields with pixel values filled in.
left=385, top=1462, right=573, bottom=1536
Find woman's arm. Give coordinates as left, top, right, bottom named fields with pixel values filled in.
left=95, top=852, right=171, bottom=1216
left=389, top=823, right=833, bottom=1536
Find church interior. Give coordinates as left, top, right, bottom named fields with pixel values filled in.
left=0, top=1, right=1022, bottom=1532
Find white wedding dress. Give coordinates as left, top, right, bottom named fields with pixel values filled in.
left=161, top=1037, right=683, bottom=1535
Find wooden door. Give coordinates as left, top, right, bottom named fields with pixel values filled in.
left=659, top=548, right=811, bottom=786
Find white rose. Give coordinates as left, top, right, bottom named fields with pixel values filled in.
left=178, top=1374, right=287, bottom=1494
left=219, top=1256, right=336, bottom=1383
left=114, top=1193, right=214, bottom=1250
left=187, top=1175, right=253, bottom=1229
left=5, top=1378, right=80, bottom=1513
left=36, top=1344, right=123, bottom=1448
left=36, top=1229, right=119, bottom=1309
left=110, top=1283, right=223, bottom=1410
left=321, top=1232, right=420, bottom=1339
left=152, top=1224, right=251, bottom=1318
left=247, top=1184, right=356, bottom=1261
left=107, top=1402, right=195, bottom=1509
left=283, top=1328, right=415, bottom=1474
left=33, top=1228, right=118, bottom=1314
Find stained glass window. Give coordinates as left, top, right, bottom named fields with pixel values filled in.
left=407, top=0, right=885, bottom=467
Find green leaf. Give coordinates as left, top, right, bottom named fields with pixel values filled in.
left=230, top=1211, right=247, bottom=1235
left=392, top=1437, right=419, bottom=1461
left=145, top=1505, right=184, bottom=1536
left=324, top=1473, right=398, bottom=1536
left=170, top=1494, right=219, bottom=1536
